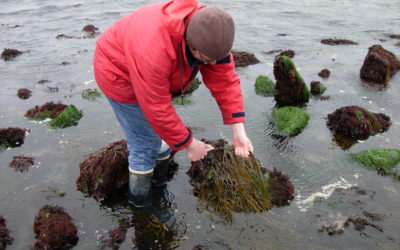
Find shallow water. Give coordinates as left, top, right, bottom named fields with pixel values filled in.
left=1, top=0, right=400, bottom=249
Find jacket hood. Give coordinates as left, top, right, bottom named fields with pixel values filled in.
left=162, top=0, right=204, bottom=45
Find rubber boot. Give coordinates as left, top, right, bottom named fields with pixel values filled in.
left=152, top=156, right=170, bottom=187
left=128, top=171, right=153, bottom=208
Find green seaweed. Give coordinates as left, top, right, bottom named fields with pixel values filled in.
left=281, top=56, right=305, bottom=84
left=82, top=89, right=102, bottom=101
left=271, top=106, right=310, bottom=136
left=353, top=149, right=400, bottom=178
left=255, top=75, right=276, bottom=97
left=26, top=111, right=54, bottom=121
left=172, top=97, right=192, bottom=105
left=186, top=78, right=202, bottom=94
left=49, top=105, right=82, bottom=128
left=395, top=42, right=400, bottom=47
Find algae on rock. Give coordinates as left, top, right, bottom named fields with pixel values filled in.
left=353, top=149, right=400, bottom=178
left=273, top=56, right=310, bottom=106
left=271, top=106, right=310, bottom=136
left=255, top=75, right=276, bottom=97
left=187, top=139, right=294, bottom=219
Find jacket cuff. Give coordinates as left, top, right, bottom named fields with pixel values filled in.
left=171, top=129, right=193, bottom=151
left=222, top=112, right=245, bottom=124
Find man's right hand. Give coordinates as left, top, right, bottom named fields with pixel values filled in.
left=186, top=138, right=213, bottom=161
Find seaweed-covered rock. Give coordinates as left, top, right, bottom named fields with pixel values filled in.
left=353, top=149, right=400, bottom=178
left=76, top=140, right=129, bottom=201
left=327, top=106, right=391, bottom=144
left=310, top=81, right=327, bottom=96
left=279, top=50, right=295, bottom=58
left=172, top=78, right=202, bottom=105
left=271, top=106, right=309, bottom=136
left=82, top=24, right=100, bottom=38
left=187, top=139, right=294, bottom=219
left=9, top=155, right=34, bottom=172
left=0, top=216, right=14, bottom=249
left=388, top=34, right=400, bottom=39
left=344, top=217, right=383, bottom=232
left=17, top=88, right=32, bottom=99
left=360, top=45, right=400, bottom=86
left=318, top=69, right=330, bottom=78
left=0, top=127, right=29, bottom=150
left=82, top=88, right=102, bottom=101
left=98, top=219, right=130, bottom=250
left=254, top=75, right=276, bottom=97
left=1, top=48, right=22, bottom=61
left=320, top=38, right=358, bottom=45
left=273, top=56, right=310, bottom=106
left=33, top=205, right=78, bottom=250
left=232, top=50, right=260, bottom=68
left=25, top=102, right=83, bottom=128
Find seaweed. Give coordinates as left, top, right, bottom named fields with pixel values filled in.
left=187, top=139, right=294, bottom=219
left=49, top=105, right=82, bottom=128
left=273, top=56, right=310, bottom=106
left=271, top=106, right=309, bottom=136
left=353, top=149, right=400, bottom=178
left=254, top=75, right=276, bottom=97
left=82, top=88, right=102, bottom=101
left=0, top=127, right=29, bottom=150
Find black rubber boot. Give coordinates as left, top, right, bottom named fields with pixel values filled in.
left=128, top=172, right=153, bottom=208
left=152, top=156, right=171, bottom=187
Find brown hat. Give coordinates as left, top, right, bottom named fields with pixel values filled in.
left=186, top=7, right=235, bottom=60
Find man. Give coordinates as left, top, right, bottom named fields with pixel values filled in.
left=94, top=0, right=254, bottom=208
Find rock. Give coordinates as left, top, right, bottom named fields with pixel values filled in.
left=318, top=69, right=330, bottom=78
left=271, top=106, right=309, bottom=136
left=0, top=127, right=29, bottom=150
left=388, top=34, right=400, bottom=39
left=187, top=139, right=294, bottom=219
left=25, top=102, right=82, bottom=128
left=0, top=216, right=14, bottom=249
left=17, top=88, right=32, bottom=99
left=353, top=149, right=400, bottom=178
left=232, top=50, right=260, bottom=68
left=360, top=44, right=400, bottom=86
left=1, top=48, right=23, bottom=61
left=9, top=155, right=34, bottom=172
left=279, top=50, right=295, bottom=58
left=254, top=75, right=276, bottom=97
left=320, top=38, right=358, bottom=45
left=310, top=81, right=326, bottom=95
left=33, top=205, right=78, bottom=249
left=82, top=24, right=100, bottom=38
left=273, top=56, right=310, bottom=106
left=327, top=105, right=391, bottom=147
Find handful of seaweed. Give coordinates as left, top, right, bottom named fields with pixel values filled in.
left=187, top=139, right=294, bottom=219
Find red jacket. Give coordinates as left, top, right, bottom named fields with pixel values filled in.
left=94, top=0, right=245, bottom=151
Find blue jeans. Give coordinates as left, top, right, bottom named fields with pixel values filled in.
left=107, top=97, right=172, bottom=172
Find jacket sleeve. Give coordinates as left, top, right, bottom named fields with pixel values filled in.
left=200, top=53, right=245, bottom=124
left=124, top=46, right=193, bottom=151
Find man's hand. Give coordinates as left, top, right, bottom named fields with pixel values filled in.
left=187, top=138, right=214, bottom=161
left=231, top=122, right=254, bottom=158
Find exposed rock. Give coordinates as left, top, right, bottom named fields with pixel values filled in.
left=318, top=225, right=344, bottom=235
left=320, top=38, right=358, bottom=45
left=360, top=44, right=400, bottom=86
left=388, top=34, right=400, bottom=39
left=37, top=79, right=50, bottom=84
left=327, top=106, right=391, bottom=148
left=33, top=205, right=79, bottom=249
left=318, top=69, right=330, bottom=78
left=279, top=50, right=295, bottom=58
left=0, top=216, right=14, bottom=249
left=17, top=88, right=32, bottom=99
left=310, top=81, right=327, bottom=96
left=1, top=48, right=23, bottom=61
left=273, top=55, right=310, bottom=106
left=56, top=34, right=76, bottom=39
left=232, top=50, right=260, bottom=68
left=9, top=155, right=34, bottom=172
left=0, top=127, right=29, bottom=149
left=82, top=24, right=100, bottom=38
